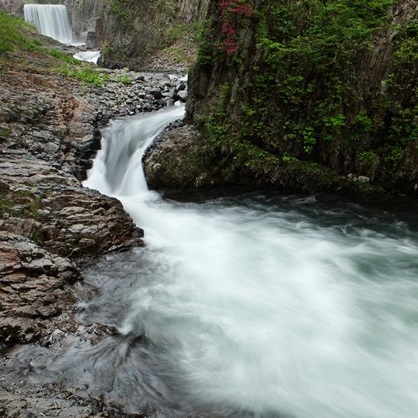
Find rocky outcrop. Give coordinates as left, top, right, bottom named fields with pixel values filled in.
left=178, top=0, right=210, bottom=22
left=144, top=121, right=219, bottom=190
left=0, top=232, right=79, bottom=348
left=65, top=0, right=209, bottom=71
left=146, top=0, right=418, bottom=198
left=0, top=13, right=197, bottom=354
left=0, top=42, right=148, bottom=349
left=0, top=0, right=23, bottom=15
left=0, top=14, right=209, bottom=414
left=64, top=0, right=105, bottom=45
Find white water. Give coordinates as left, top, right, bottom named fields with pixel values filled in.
left=84, top=106, right=418, bottom=418
left=24, top=4, right=72, bottom=44
left=73, top=50, right=101, bottom=64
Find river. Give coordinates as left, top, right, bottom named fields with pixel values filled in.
left=78, top=105, right=418, bottom=417
left=58, top=105, right=418, bottom=417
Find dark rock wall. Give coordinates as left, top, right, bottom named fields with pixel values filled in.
left=180, top=0, right=418, bottom=197
left=65, top=0, right=209, bottom=69
left=0, top=42, right=143, bottom=348
left=64, top=0, right=105, bottom=45
left=0, top=0, right=23, bottom=14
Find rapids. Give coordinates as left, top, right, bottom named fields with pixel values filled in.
left=80, top=105, right=418, bottom=417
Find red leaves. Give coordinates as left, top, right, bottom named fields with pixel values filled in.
left=220, top=0, right=253, bottom=55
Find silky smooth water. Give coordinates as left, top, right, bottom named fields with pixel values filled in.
left=24, top=4, right=72, bottom=44
left=83, top=106, right=418, bottom=418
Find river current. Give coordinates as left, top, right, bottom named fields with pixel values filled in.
left=76, top=105, right=418, bottom=417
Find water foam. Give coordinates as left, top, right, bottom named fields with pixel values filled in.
left=84, top=106, right=418, bottom=418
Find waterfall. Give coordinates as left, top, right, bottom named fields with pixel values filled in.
left=80, top=106, right=418, bottom=417
left=24, top=4, right=73, bottom=44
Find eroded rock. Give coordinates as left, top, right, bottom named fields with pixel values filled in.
left=0, top=232, right=79, bottom=348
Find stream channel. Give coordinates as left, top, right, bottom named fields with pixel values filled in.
left=16, top=105, right=418, bottom=417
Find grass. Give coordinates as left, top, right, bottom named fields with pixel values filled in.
left=0, top=11, right=111, bottom=89
left=0, top=11, right=41, bottom=54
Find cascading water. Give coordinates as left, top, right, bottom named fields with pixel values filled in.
left=24, top=4, right=73, bottom=44
left=73, top=50, right=101, bottom=64
left=81, top=106, right=418, bottom=417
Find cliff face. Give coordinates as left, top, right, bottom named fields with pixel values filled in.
left=65, top=0, right=209, bottom=70
left=0, top=0, right=23, bottom=14
left=64, top=0, right=105, bottom=45
left=0, top=13, right=145, bottom=349
left=161, top=0, right=418, bottom=197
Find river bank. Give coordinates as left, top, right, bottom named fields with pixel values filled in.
left=0, top=22, right=193, bottom=416
left=2, top=6, right=418, bottom=417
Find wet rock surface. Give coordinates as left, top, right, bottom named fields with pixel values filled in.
left=144, top=121, right=219, bottom=191
left=0, top=37, right=189, bottom=417
left=0, top=232, right=79, bottom=348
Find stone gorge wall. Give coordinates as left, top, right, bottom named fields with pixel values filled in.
left=177, top=0, right=209, bottom=22
left=64, top=0, right=105, bottom=45
left=173, top=0, right=418, bottom=197
left=65, top=0, right=209, bottom=69
left=0, top=0, right=23, bottom=14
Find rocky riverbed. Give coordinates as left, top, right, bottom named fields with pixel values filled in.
left=0, top=35, right=191, bottom=416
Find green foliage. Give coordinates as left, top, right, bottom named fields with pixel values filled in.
left=200, top=108, right=279, bottom=173
left=155, top=0, right=176, bottom=16
left=114, top=72, right=133, bottom=85
left=166, top=45, right=189, bottom=64
left=0, top=11, right=40, bottom=54
left=193, top=0, right=418, bottom=191
left=165, top=24, right=187, bottom=42
left=110, top=0, right=176, bottom=23
left=354, top=111, right=372, bottom=136
left=282, top=154, right=298, bottom=163
left=388, top=107, right=418, bottom=145
left=48, top=49, right=77, bottom=63
left=324, top=114, right=346, bottom=128
left=356, top=150, right=380, bottom=178
left=57, top=63, right=112, bottom=86
left=234, top=0, right=395, bottom=160
left=393, top=21, right=418, bottom=63
left=259, top=0, right=392, bottom=71
left=110, top=0, right=137, bottom=23
left=196, top=18, right=217, bottom=65
left=301, top=126, right=317, bottom=154
left=57, top=62, right=136, bottom=86
left=384, top=145, right=403, bottom=162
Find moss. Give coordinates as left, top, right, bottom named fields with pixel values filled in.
left=275, top=159, right=343, bottom=193
left=188, top=0, right=418, bottom=195
left=164, top=23, right=188, bottom=42
left=0, top=198, right=14, bottom=217
left=31, top=227, right=44, bottom=245
left=356, top=150, right=380, bottom=179
left=0, top=186, right=42, bottom=219
left=0, top=126, right=11, bottom=142
left=0, top=11, right=40, bottom=55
